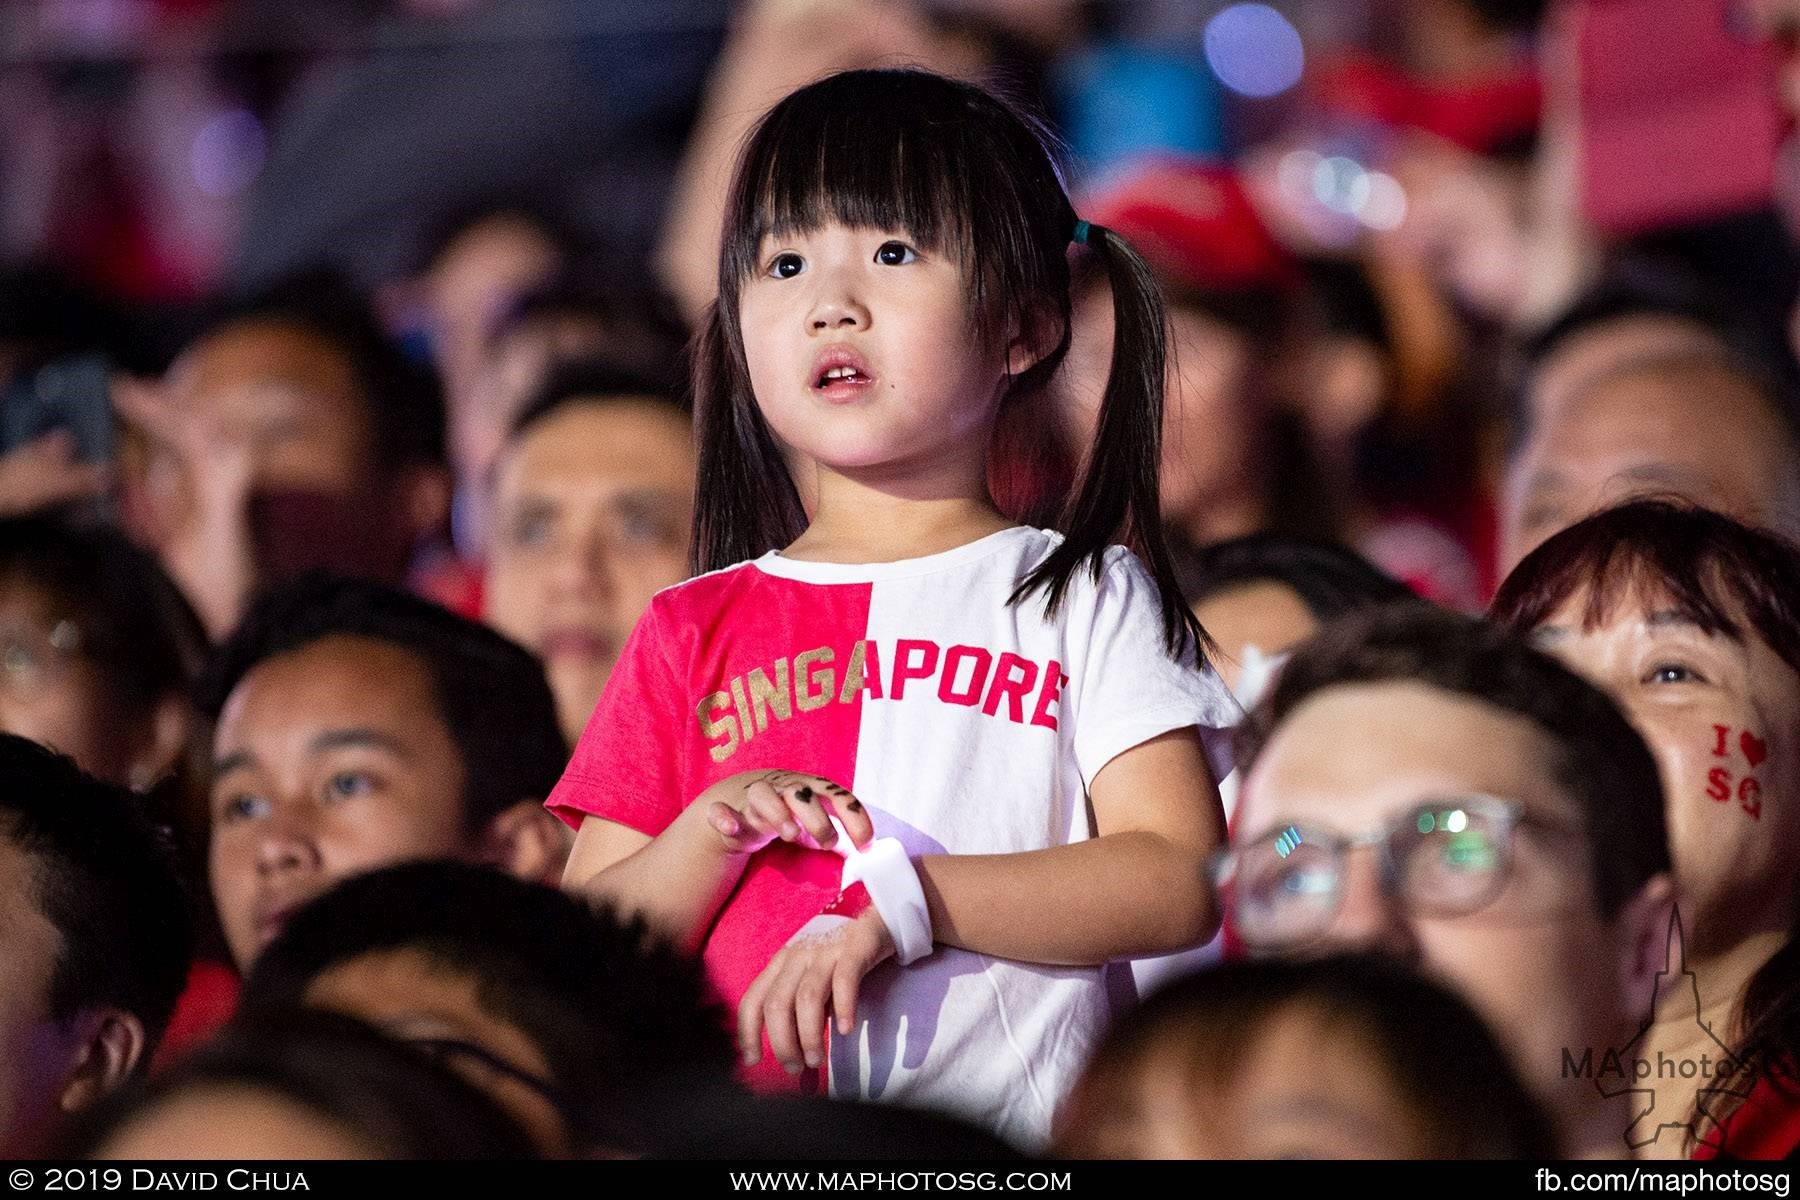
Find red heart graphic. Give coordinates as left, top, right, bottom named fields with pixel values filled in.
left=1742, top=731, right=1769, bottom=769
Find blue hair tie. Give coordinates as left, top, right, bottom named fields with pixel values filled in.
left=1071, top=219, right=1092, bottom=246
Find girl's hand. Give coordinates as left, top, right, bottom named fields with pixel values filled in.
left=702, top=770, right=873, bottom=856
left=739, top=905, right=896, bottom=1074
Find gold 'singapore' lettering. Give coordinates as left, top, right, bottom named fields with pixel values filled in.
left=694, top=638, right=1066, bottom=763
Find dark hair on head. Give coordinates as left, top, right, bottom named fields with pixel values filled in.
left=196, top=574, right=566, bottom=831
left=693, top=67, right=1203, bottom=657
left=197, top=270, right=447, bottom=471
left=487, top=275, right=687, bottom=384
left=1490, top=499, right=1800, bottom=676
left=0, top=734, right=191, bottom=1056
left=1516, top=260, right=1800, bottom=454
left=1173, top=532, right=1418, bottom=617
left=508, top=355, right=689, bottom=448
left=1466, top=0, right=1550, bottom=33
left=1524, top=260, right=1778, bottom=374
left=1298, top=256, right=1393, bottom=355
left=240, top=861, right=733, bottom=1146
left=1236, top=605, right=1670, bottom=918
left=0, top=262, right=131, bottom=373
left=416, top=194, right=578, bottom=278
left=0, top=516, right=207, bottom=715
left=69, top=1007, right=536, bottom=1160
left=1058, top=952, right=1558, bottom=1158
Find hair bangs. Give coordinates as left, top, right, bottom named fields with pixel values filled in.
left=721, top=70, right=1049, bottom=341
left=1490, top=500, right=1800, bottom=674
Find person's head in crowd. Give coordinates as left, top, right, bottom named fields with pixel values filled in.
left=1501, top=271, right=1800, bottom=573
left=239, top=862, right=732, bottom=1157
left=196, top=574, right=569, bottom=971
left=1056, top=952, right=1557, bottom=1158
left=1173, top=533, right=1418, bottom=700
left=1060, top=160, right=1297, bottom=547
left=483, top=359, right=695, bottom=739
left=1222, top=605, right=1675, bottom=1157
left=0, top=516, right=205, bottom=796
left=1493, top=499, right=1800, bottom=963
left=451, top=279, right=687, bottom=557
left=1516, top=266, right=1764, bottom=427
left=0, top=735, right=190, bottom=1158
left=1276, top=258, right=1398, bottom=485
left=1492, top=500, right=1800, bottom=1156
left=416, top=202, right=572, bottom=477
left=78, top=1008, right=536, bottom=1160
left=118, top=272, right=452, bottom=635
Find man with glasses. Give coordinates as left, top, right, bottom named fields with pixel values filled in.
left=238, top=860, right=733, bottom=1157
left=1215, top=605, right=1677, bottom=1159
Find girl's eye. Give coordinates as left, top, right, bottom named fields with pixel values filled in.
left=769, top=252, right=805, bottom=279
left=1646, top=663, right=1706, bottom=685
left=875, top=241, right=917, bottom=266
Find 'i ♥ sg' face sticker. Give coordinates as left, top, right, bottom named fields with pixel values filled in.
left=1706, top=724, right=1764, bottom=820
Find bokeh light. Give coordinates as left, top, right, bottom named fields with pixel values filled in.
left=191, top=109, right=266, bottom=199
left=1203, top=3, right=1305, bottom=99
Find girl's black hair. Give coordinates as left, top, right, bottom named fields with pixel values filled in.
left=693, top=67, right=1203, bottom=658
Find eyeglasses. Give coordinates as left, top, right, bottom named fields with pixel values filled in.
left=0, top=619, right=83, bottom=696
left=402, top=1034, right=587, bottom=1134
left=1209, top=795, right=1582, bottom=950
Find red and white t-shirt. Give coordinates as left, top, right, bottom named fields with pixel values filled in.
left=548, top=526, right=1236, bottom=1146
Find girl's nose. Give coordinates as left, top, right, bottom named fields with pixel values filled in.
left=807, top=278, right=870, bottom=332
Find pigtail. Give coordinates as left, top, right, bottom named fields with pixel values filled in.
left=690, top=301, right=807, bottom=576
left=1011, top=224, right=1210, bottom=661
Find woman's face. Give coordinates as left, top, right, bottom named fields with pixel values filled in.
left=0, top=581, right=144, bottom=786
left=1530, top=585, right=1800, bottom=951
left=1059, top=1005, right=1436, bottom=1159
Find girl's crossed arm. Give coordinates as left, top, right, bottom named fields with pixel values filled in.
left=739, top=726, right=1226, bottom=1072
left=562, top=770, right=875, bottom=955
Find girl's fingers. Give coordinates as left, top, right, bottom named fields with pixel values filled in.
left=819, top=782, right=875, bottom=849
left=737, top=963, right=774, bottom=1066
left=743, top=779, right=801, bottom=841
left=760, top=962, right=808, bottom=1074
left=831, top=958, right=864, bottom=1036
left=780, top=780, right=839, bottom=848
left=708, top=802, right=761, bottom=852
left=793, top=968, right=831, bottom=1070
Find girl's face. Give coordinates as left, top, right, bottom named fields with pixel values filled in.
left=1531, top=585, right=1800, bottom=951
left=737, top=222, right=1026, bottom=493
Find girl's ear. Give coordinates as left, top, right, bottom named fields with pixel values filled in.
left=1004, top=302, right=1064, bottom=378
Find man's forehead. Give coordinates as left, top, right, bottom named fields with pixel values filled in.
left=226, top=636, right=439, bottom=729
left=1240, top=682, right=1569, bottom=826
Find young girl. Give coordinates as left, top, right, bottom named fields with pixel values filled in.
left=553, top=67, right=1233, bottom=1147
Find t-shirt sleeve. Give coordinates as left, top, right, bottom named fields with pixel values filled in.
left=545, top=599, right=688, bottom=836
left=1069, top=550, right=1243, bottom=790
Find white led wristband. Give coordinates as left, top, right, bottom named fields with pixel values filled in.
left=839, top=837, right=933, bottom=965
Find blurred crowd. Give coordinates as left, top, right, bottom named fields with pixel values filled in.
left=8, top=0, right=1800, bottom=1164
